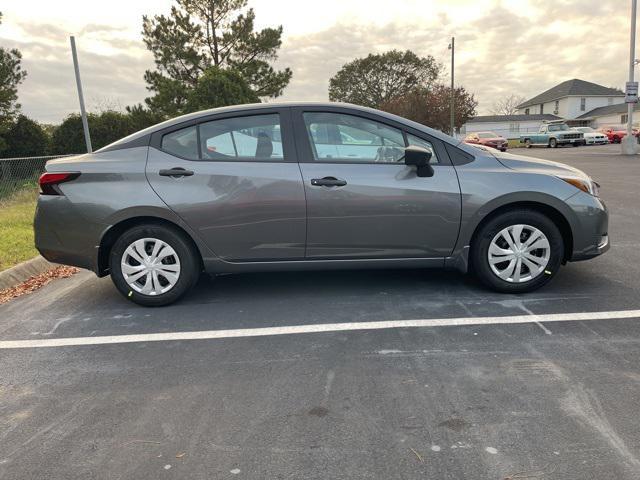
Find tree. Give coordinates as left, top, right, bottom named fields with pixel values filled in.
left=125, top=104, right=166, bottom=132
left=0, top=11, right=28, bottom=152
left=380, top=85, right=478, bottom=134
left=141, top=0, right=291, bottom=115
left=329, top=50, right=441, bottom=109
left=3, top=115, right=50, bottom=157
left=51, top=111, right=138, bottom=154
left=185, top=67, right=258, bottom=112
left=490, top=94, right=527, bottom=116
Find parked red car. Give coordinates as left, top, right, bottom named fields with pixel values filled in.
left=598, top=126, right=639, bottom=143
left=464, top=131, right=508, bottom=151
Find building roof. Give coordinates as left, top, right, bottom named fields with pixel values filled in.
left=576, top=102, right=640, bottom=119
left=517, top=79, right=624, bottom=109
left=467, top=114, right=561, bottom=123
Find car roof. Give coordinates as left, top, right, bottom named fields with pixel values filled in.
left=97, top=101, right=471, bottom=153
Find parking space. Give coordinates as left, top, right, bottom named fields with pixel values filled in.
left=1, top=144, right=640, bottom=479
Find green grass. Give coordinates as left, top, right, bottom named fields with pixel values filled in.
left=0, top=188, right=38, bottom=272
left=508, top=139, right=524, bottom=148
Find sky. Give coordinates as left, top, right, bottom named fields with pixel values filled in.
left=0, top=0, right=633, bottom=123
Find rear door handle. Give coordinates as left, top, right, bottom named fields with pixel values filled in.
left=311, top=177, right=347, bottom=187
left=159, top=167, right=194, bottom=177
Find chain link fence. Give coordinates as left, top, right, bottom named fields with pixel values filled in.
left=0, top=155, right=77, bottom=203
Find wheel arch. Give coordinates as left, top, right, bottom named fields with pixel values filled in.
left=467, top=201, right=574, bottom=267
left=97, top=216, right=205, bottom=277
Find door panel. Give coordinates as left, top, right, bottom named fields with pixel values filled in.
left=146, top=110, right=306, bottom=261
left=299, top=162, right=461, bottom=258
left=294, top=108, right=462, bottom=260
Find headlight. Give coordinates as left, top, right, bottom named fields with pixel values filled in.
left=558, top=176, right=600, bottom=196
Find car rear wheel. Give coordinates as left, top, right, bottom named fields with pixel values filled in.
left=471, top=210, right=564, bottom=293
left=524, top=139, right=532, bottom=148
left=549, top=138, right=558, bottom=148
left=109, top=224, right=200, bottom=306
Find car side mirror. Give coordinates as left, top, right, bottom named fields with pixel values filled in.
left=404, top=145, right=434, bottom=177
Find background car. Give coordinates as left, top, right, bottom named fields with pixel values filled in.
left=463, top=131, right=508, bottom=151
left=572, top=127, right=609, bottom=145
left=598, top=126, right=639, bottom=143
left=34, top=103, right=608, bottom=306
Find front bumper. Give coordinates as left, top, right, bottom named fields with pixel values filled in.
left=565, top=192, right=609, bottom=261
left=558, top=138, right=586, bottom=145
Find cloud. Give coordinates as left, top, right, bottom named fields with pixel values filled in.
left=4, top=0, right=633, bottom=122
left=276, top=0, right=630, bottom=114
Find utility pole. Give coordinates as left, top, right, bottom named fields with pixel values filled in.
left=70, top=36, right=92, bottom=153
left=622, top=0, right=638, bottom=155
left=449, top=37, right=455, bottom=137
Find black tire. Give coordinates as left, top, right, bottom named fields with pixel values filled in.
left=471, top=210, right=564, bottom=294
left=109, top=224, right=200, bottom=306
left=613, top=136, right=620, bottom=144
left=549, top=138, right=558, bottom=148
left=524, top=139, right=532, bottom=148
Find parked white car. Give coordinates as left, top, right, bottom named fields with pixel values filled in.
left=572, top=127, right=609, bottom=145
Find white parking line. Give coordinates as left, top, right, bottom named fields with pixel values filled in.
left=1, top=309, right=639, bottom=350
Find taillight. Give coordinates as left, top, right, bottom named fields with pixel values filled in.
left=38, top=172, right=80, bottom=195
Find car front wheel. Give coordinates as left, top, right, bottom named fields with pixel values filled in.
left=109, top=224, right=200, bottom=306
left=471, top=210, right=564, bottom=293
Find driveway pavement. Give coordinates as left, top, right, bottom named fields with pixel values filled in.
left=1, top=144, right=639, bottom=479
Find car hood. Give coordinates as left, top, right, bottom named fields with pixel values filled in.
left=489, top=150, right=590, bottom=180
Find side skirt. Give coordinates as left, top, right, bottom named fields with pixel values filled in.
left=202, top=256, right=446, bottom=274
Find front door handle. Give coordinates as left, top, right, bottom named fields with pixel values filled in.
left=159, top=167, right=194, bottom=178
left=311, top=177, right=347, bottom=187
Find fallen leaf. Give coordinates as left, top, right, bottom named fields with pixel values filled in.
left=0, top=266, right=79, bottom=304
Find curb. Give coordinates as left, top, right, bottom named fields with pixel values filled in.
left=0, top=256, right=58, bottom=291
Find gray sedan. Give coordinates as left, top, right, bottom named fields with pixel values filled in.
left=34, top=103, right=609, bottom=306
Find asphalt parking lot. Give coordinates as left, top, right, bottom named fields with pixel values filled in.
left=1, top=143, right=640, bottom=479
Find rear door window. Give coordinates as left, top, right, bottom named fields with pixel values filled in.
left=199, top=114, right=283, bottom=161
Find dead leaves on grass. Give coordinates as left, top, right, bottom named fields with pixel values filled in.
left=0, top=266, right=79, bottom=304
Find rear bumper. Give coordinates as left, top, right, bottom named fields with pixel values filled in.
left=34, top=195, right=106, bottom=273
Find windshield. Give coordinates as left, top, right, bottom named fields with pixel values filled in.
left=575, top=127, right=595, bottom=133
left=477, top=132, right=499, bottom=138
left=548, top=124, right=569, bottom=132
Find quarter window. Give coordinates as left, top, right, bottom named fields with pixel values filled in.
left=406, top=133, right=438, bottom=164
left=161, top=126, right=198, bottom=160
left=303, top=112, right=405, bottom=163
left=199, top=114, right=283, bottom=161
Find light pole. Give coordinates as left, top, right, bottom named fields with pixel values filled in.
left=448, top=37, right=455, bottom=137
left=622, top=0, right=638, bottom=155
left=70, top=36, right=92, bottom=153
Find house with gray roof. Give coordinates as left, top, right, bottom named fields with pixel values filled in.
left=575, top=102, right=640, bottom=128
left=516, top=79, right=624, bottom=119
left=459, top=79, right=628, bottom=139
